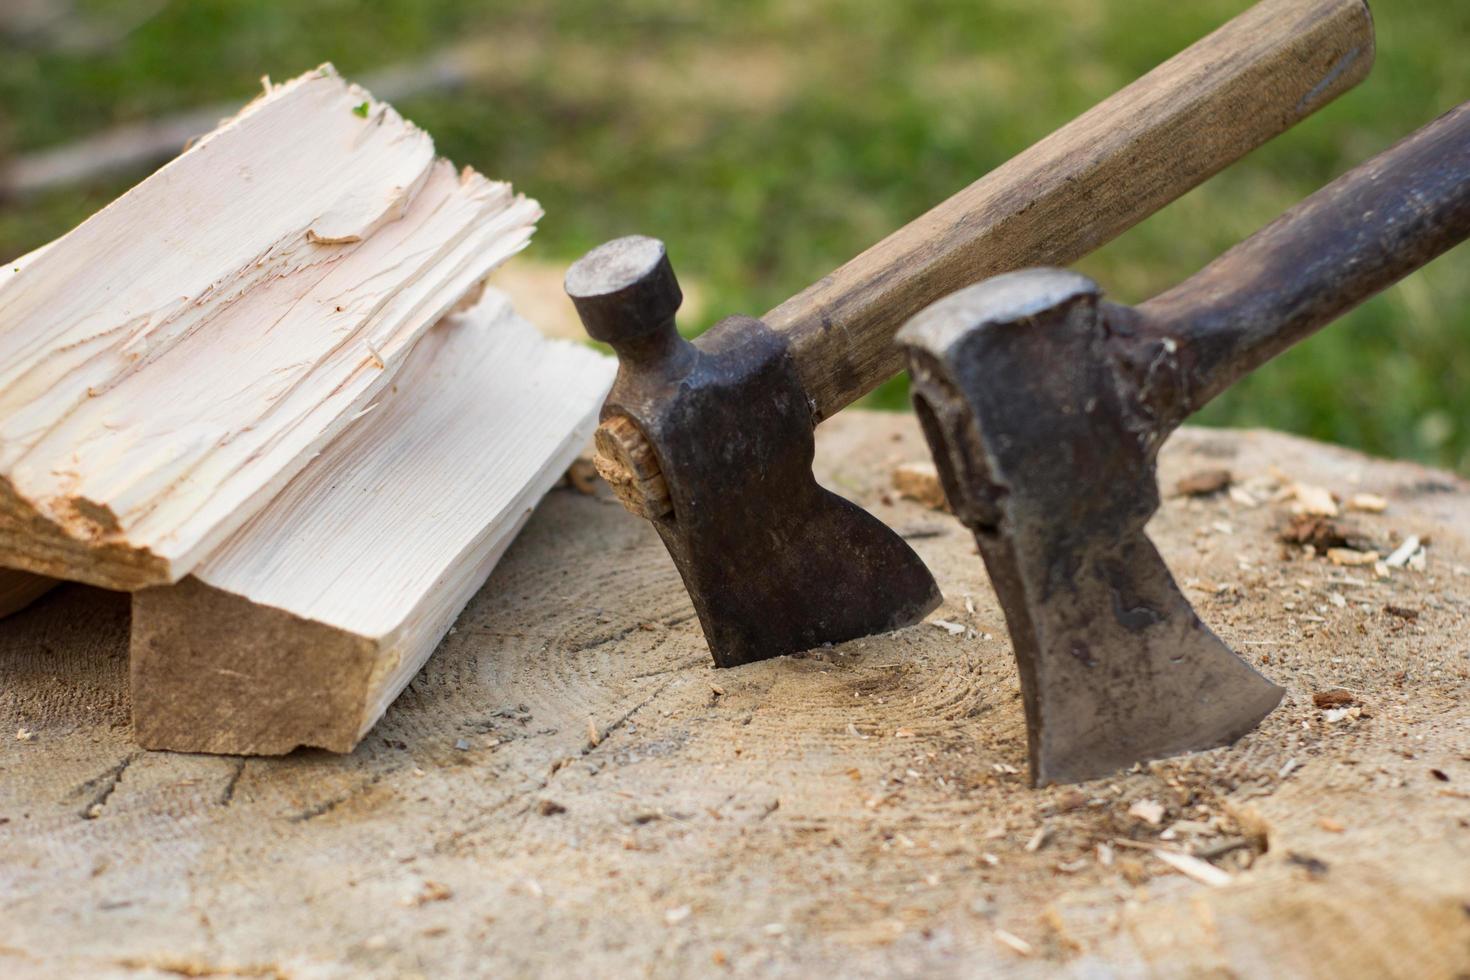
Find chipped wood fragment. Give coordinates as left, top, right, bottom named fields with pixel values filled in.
left=1128, top=799, right=1166, bottom=826
left=1289, top=483, right=1339, bottom=517
left=892, top=461, right=949, bottom=511
left=1384, top=535, right=1423, bottom=569
left=1153, top=849, right=1231, bottom=887
left=1176, top=468, right=1232, bottom=496
left=1327, top=547, right=1379, bottom=567
left=1312, top=688, right=1356, bottom=709
left=1346, top=492, right=1388, bottom=513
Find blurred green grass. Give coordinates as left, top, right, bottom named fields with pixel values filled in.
left=2, top=0, right=1466, bottom=471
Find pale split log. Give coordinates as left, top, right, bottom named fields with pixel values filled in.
left=0, top=567, right=57, bottom=618
left=129, top=291, right=614, bottom=755
left=0, top=64, right=540, bottom=590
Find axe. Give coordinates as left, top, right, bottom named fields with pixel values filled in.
left=565, top=0, right=1374, bottom=668
left=899, top=101, right=1470, bottom=785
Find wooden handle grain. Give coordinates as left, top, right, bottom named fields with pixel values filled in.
left=1139, top=101, right=1470, bottom=415
left=769, top=0, right=1375, bottom=421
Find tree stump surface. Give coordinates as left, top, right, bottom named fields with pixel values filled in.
left=1, top=411, right=1467, bottom=978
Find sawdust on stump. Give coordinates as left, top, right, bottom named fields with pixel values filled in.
left=0, top=413, right=1467, bottom=977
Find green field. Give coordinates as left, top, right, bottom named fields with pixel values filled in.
left=2, top=0, right=1466, bottom=471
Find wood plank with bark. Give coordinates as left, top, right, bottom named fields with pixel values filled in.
left=0, top=65, right=540, bottom=590
left=129, top=291, right=613, bottom=754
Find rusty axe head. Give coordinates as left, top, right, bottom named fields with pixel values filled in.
left=897, top=270, right=1284, bottom=785
left=566, top=236, right=941, bottom=668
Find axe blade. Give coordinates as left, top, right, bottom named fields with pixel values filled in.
left=567, top=237, right=940, bottom=668
left=644, top=316, right=942, bottom=667
left=899, top=269, right=1282, bottom=785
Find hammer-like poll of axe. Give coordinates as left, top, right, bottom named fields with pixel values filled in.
left=565, top=0, right=1374, bottom=668
left=899, top=101, right=1470, bottom=786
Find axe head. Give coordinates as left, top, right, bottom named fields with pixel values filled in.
left=567, top=236, right=941, bottom=668
left=897, top=269, right=1283, bottom=785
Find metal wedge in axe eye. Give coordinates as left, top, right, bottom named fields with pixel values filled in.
left=898, top=101, right=1470, bottom=785
left=565, top=0, right=1374, bottom=668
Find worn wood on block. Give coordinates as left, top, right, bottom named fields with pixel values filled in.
left=0, top=65, right=539, bottom=591
left=0, top=568, right=56, bottom=618
left=2, top=414, right=1467, bottom=976
left=130, top=292, right=613, bottom=755
left=592, top=0, right=1374, bottom=519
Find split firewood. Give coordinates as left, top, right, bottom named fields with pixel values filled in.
left=0, top=568, right=57, bottom=618
left=0, top=65, right=539, bottom=591
left=130, top=291, right=613, bottom=755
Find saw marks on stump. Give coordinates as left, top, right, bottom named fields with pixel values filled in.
left=0, top=413, right=1468, bottom=976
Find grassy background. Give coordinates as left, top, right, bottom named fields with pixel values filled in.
left=2, top=0, right=1466, bottom=471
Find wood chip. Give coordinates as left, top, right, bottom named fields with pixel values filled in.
left=1278, top=514, right=1374, bottom=551
left=1312, top=688, right=1355, bottom=709
left=892, top=461, right=949, bottom=511
left=1176, top=468, right=1232, bottom=497
left=1385, top=535, right=1422, bottom=568
left=1289, top=482, right=1339, bottom=517
left=586, top=718, right=601, bottom=748
left=1346, top=492, right=1388, bottom=513
left=1318, top=817, right=1345, bottom=833
left=1127, top=799, right=1165, bottom=826
left=1153, top=849, right=1231, bottom=887
left=993, top=929, right=1034, bottom=956
left=930, top=619, right=966, bottom=636
left=1327, top=547, right=1379, bottom=567
left=402, top=881, right=453, bottom=906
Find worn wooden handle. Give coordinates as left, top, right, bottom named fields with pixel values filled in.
left=1139, top=101, right=1470, bottom=418
left=772, top=0, right=1373, bottom=421
left=600, top=0, right=1374, bottom=518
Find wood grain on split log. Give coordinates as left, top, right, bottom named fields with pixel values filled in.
left=0, top=65, right=540, bottom=590
left=593, top=0, right=1373, bottom=519
left=0, top=568, right=57, bottom=618
left=130, top=292, right=613, bottom=755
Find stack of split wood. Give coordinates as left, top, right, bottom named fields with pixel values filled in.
left=0, top=66, right=614, bottom=754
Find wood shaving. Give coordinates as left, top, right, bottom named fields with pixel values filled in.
left=1289, top=482, right=1339, bottom=517
left=1385, top=535, right=1422, bottom=568
left=1127, top=799, right=1165, bottom=826
left=1312, top=688, right=1356, bottom=708
left=1327, top=547, right=1378, bottom=567
left=1176, top=468, right=1232, bottom=497
left=1347, top=493, right=1388, bottom=513
left=892, top=461, right=948, bottom=511
left=993, top=929, right=1033, bottom=956
left=1153, top=849, right=1231, bottom=887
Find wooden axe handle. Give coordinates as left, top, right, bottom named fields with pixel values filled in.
left=1138, top=100, right=1470, bottom=416
left=770, top=0, right=1374, bottom=421
left=597, top=0, right=1374, bottom=518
